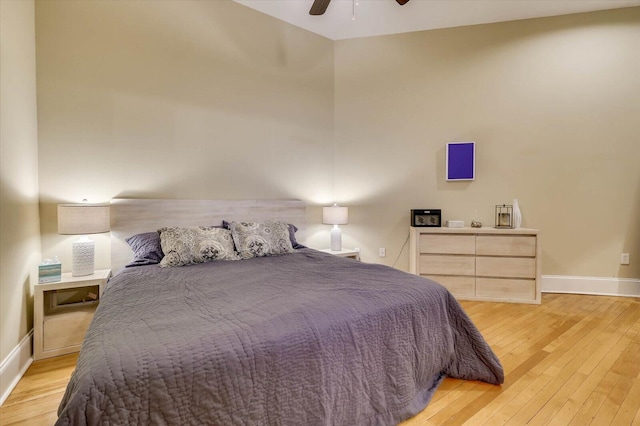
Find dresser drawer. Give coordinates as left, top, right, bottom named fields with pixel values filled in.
left=476, top=278, right=536, bottom=301
left=419, top=234, right=475, bottom=255
left=476, top=257, right=536, bottom=279
left=43, top=308, right=94, bottom=351
left=425, top=275, right=475, bottom=297
left=420, top=255, right=475, bottom=276
left=476, top=235, right=536, bottom=257
left=410, top=227, right=540, bottom=304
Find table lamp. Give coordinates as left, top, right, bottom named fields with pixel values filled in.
left=58, top=202, right=110, bottom=276
left=322, top=203, right=348, bottom=251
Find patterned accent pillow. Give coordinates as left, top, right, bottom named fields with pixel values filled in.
left=158, top=226, right=239, bottom=267
left=228, top=221, right=294, bottom=259
left=222, top=220, right=305, bottom=249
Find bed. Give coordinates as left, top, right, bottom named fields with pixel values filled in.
left=56, top=199, right=503, bottom=425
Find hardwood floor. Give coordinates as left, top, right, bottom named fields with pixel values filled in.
left=1, top=293, right=638, bottom=425
left=0, top=353, right=77, bottom=426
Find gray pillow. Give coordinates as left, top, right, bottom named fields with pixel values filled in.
left=125, top=232, right=164, bottom=267
left=227, top=221, right=294, bottom=259
left=158, top=226, right=240, bottom=267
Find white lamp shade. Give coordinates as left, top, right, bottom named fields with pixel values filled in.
left=58, top=203, right=110, bottom=276
left=322, top=205, right=348, bottom=225
left=58, top=204, right=110, bottom=235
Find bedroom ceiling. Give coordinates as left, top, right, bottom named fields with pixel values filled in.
left=233, top=0, right=640, bottom=40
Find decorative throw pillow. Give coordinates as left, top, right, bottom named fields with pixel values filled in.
left=227, top=221, right=295, bottom=259
left=286, top=223, right=306, bottom=249
left=125, top=232, right=164, bottom=267
left=222, top=220, right=305, bottom=249
left=158, top=226, right=240, bottom=267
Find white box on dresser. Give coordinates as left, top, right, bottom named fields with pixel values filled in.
left=410, top=227, right=541, bottom=304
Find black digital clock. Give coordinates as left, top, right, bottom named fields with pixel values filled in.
left=411, top=209, right=442, bottom=227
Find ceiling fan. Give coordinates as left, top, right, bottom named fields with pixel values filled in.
left=310, top=0, right=410, bottom=16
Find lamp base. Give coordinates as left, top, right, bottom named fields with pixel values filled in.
left=330, top=225, right=342, bottom=251
left=72, top=237, right=95, bottom=276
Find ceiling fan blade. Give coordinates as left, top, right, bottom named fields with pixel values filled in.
left=396, top=0, right=410, bottom=4
left=310, top=0, right=331, bottom=15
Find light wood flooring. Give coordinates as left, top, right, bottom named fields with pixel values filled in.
left=1, top=293, right=639, bottom=425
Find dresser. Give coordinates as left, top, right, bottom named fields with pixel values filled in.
left=410, top=227, right=541, bottom=304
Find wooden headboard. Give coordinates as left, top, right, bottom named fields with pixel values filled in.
left=110, top=198, right=307, bottom=272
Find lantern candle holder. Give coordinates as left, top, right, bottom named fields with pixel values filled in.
left=495, top=204, right=513, bottom=229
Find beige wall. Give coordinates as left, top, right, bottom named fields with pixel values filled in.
left=334, top=8, right=640, bottom=278
left=0, top=0, right=41, bottom=363
left=35, top=0, right=335, bottom=269
left=35, top=2, right=639, bottom=280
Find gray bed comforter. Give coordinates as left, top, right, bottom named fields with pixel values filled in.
left=56, top=249, right=503, bottom=425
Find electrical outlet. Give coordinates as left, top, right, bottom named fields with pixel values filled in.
left=621, top=253, right=630, bottom=265
left=379, top=248, right=386, bottom=257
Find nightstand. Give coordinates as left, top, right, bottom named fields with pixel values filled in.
left=34, top=269, right=111, bottom=360
left=318, top=248, right=360, bottom=261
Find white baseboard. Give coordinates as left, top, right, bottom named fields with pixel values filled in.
left=0, top=330, right=33, bottom=407
left=542, top=275, right=640, bottom=298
